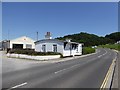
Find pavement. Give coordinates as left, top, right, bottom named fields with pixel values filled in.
left=1, top=48, right=118, bottom=89
left=1, top=51, right=47, bottom=74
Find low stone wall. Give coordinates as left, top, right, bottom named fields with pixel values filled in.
left=7, top=53, right=61, bottom=60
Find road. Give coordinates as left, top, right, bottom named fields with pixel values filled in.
left=112, top=50, right=120, bottom=89
left=2, top=48, right=117, bottom=89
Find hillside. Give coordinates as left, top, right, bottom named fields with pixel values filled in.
left=56, top=32, right=119, bottom=47
left=105, top=32, right=120, bottom=42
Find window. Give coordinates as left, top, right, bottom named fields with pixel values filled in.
left=76, top=46, right=78, bottom=52
left=53, top=44, right=57, bottom=52
left=42, top=45, right=46, bottom=52
left=26, top=44, right=32, bottom=49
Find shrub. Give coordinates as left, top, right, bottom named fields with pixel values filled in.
left=82, top=47, right=95, bottom=55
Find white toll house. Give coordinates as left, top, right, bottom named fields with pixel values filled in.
left=35, top=32, right=83, bottom=57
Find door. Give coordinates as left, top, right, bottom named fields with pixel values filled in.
left=53, top=44, right=57, bottom=52
left=42, top=45, right=46, bottom=52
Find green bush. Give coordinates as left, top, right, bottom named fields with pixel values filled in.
left=8, top=49, right=63, bottom=57
left=82, top=47, right=95, bottom=55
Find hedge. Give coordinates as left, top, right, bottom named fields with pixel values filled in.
left=8, top=49, right=63, bottom=58
left=82, top=47, right=95, bottom=55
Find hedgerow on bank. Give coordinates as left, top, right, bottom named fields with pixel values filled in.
left=99, top=44, right=120, bottom=51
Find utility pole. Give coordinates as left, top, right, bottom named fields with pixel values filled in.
left=8, top=29, right=9, bottom=40
left=36, top=31, right=38, bottom=41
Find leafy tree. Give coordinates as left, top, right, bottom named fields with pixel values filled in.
left=105, top=32, right=120, bottom=42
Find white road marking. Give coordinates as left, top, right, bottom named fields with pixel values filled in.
left=8, top=82, right=27, bottom=90
left=54, top=69, right=67, bottom=74
left=54, top=64, right=80, bottom=74
left=55, top=49, right=108, bottom=74
left=104, top=49, right=107, bottom=55
left=98, top=49, right=107, bottom=58
left=98, top=55, right=103, bottom=58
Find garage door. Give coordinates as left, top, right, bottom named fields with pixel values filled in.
left=13, top=44, right=23, bottom=49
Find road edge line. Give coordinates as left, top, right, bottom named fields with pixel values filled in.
left=100, top=50, right=117, bottom=89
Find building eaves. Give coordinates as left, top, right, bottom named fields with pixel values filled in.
left=34, top=39, right=64, bottom=44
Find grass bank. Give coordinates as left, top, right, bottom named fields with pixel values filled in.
left=98, top=44, right=120, bottom=51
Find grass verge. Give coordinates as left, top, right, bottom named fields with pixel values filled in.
left=98, top=44, right=120, bottom=51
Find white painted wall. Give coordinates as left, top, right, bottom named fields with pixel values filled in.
left=63, top=50, right=71, bottom=56
left=35, top=40, right=82, bottom=57
left=63, top=43, right=82, bottom=56
left=74, top=44, right=82, bottom=55
left=7, top=53, right=60, bottom=60
left=10, top=36, right=35, bottom=49
left=35, top=40, right=64, bottom=54
left=63, top=43, right=71, bottom=56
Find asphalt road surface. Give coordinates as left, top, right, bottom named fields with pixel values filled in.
left=2, top=48, right=117, bottom=89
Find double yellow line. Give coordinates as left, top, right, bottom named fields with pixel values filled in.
left=100, top=57, right=116, bottom=89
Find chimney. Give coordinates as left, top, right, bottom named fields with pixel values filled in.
left=45, top=32, right=52, bottom=39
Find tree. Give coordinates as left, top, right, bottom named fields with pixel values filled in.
left=56, top=32, right=115, bottom=47
left=105, top=32, right=120, bottom=42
